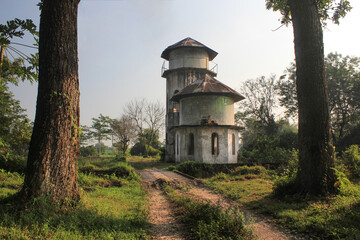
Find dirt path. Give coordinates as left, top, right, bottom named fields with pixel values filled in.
left=139, top=169, right=305, bottom=240
left=140, top=170, right=188, bottom=240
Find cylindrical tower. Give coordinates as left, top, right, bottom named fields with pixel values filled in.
left=161, top=37, right=218, bottom=161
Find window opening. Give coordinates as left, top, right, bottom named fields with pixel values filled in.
left=232, top=134, right=235, bottom=155
left=188, top=133, right=194, bottom=155
left=211, top=133, right=219, bottom=155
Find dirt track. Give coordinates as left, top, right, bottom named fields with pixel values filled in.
left=139, top=169, right=306, bottom=240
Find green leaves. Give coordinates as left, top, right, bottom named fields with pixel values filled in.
left=265, top=0, right=352, bottom=26
left=0, top=18, right=37, bottom=45
left=1, top=18, right=39, bottom=84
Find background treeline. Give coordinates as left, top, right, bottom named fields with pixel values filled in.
left=236, top=52, right=360, bottom=179
left=79, top=99, right=165, bottom=159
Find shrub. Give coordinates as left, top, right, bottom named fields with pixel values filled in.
left=130, top=143, right=160, bottom=157
left=239, top=136, right=295, bottom=166
left=115, top=155, right=127, bottom=162
left=0, top=156, right=26, bottom=173
left=230, top=165, right=267, bottom=176
left=333, top=168, right=360, bottom=196
left=174, top=161, right=216, bottom=178
left=163, top=186, right=251, bottom=239
left=340, top=145, right=360, bottom=179
left=272, top=173, right=298, bottom=197
left=79, top=145, right=97, bottom=157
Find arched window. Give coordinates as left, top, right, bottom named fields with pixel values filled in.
left=232, top=134, right=235, bottom=155
left=188, top=133, right=194, bottom=155
left=176, top=134, right=180, bottom=155
left=211, top=133, right=219, bottom=156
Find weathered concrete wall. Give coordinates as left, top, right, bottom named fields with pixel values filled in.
left=164, top=47, right=212, bottom=162
left=165, top=70, right=204, bottom=162
left=169, top=48, right=209, bottom=70
left=175, top=126, right=239, bottom=164
left=166, top=70, right=206, bottom=112
left=180, top=96, right=235, bottom=125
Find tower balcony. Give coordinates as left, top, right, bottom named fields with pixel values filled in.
left=161, top=60, right=218, bottom=77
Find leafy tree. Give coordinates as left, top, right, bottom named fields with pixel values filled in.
left=0, top=18, right=38, bottom=84
left=130, top=128, right=162, bottom=157
left=327, top=53, right=360, bottom=141
left=79, top=145, right=97, bottom=157
left=278, top=62, right=297, bottom=118
left=237, top=75, right=279, bottom=135
left=21, top=0, right=81, bottom=203
left=111, top=115, right=137, bottom=155
left=0, top=84, right=32, bottom=172
left=79, top=125, right=92, bottom=146
left=266, top=0, right=352, bottom=195
left=279, top=53, right=360, bottom=142
left=89, top=114, right=112, bottom=156
left=125, top=99, right=165, bottom=156
left=0, top=19, right=37, bottom=173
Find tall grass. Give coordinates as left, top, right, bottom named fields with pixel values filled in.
left=163, top=185, right=253, bottom=240
left=0, top=160, right=150, bottom=239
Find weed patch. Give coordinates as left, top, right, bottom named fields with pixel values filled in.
left=163, top=185, right=253, bottom=240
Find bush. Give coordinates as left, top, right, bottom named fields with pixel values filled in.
left=174, top=161, right=217, bottom=178
left=130, top=143, right=160, bottom=157
left=79, top=145, right=97, bottom=157
left=0, top=156, right=26, bottom=173
left=272, top=173, right=298, bottom=197
left=239, top=136, right=295, bottom=166
left=115, top=155, right=127, bottom=162
left=164, top=186, right=251, bottom=239
left=340, top=145, right=360, bottom=179
left=230, top=165, right=267, bottom=176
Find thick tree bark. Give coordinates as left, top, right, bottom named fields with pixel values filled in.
left=21, top=0, right=81, bottom=202
left=289, top=0, right=336, bottom=195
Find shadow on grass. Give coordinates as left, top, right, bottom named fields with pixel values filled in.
left=246, top=193, right=360, bottom=240
left=0, top=194, right=149, bottom=239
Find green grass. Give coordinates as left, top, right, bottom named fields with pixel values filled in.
left=0, top=169, right=23, bottom=198
left=126, top=155, right=173, bottom=170
left=163, top=185, right=253, bottom=240
left=204, top=167, right=360, bottom=240
left=0, top=160, right=150, bottom=239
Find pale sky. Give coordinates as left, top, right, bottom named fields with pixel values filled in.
left=2, top=0, right=360, bottom=127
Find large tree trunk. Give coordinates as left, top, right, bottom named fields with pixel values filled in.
left=21, top=0, right=81, bottom=203
left=289, top=0, right=336, bottom=195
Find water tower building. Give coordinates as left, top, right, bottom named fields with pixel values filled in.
left=161, top=37, right=244, bottom=163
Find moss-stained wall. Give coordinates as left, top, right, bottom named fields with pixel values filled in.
left=180, top=96, right=235, bottom=125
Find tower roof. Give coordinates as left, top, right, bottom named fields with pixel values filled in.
left=161, top=37, right=218, bottom=61
left=171, top=74, right=245, bottom=102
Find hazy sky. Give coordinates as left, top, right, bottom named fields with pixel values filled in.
left=2, top=0, right=360, bottom=127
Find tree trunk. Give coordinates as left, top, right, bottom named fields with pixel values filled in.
left=21, top=0, right=81, bottom=203
left=0, top=46, right=4, bottom=82
left=98, top=137, right=101, bottom=156
left=289, top=0, right=336, bottom=195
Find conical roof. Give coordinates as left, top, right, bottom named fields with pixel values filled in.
left=161, top=37, right=218, bottom=61
left=171, top=74, right=245, bottom=102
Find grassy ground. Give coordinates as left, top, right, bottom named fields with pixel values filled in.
left=163, top=185, right=253, bottom=240
left=125, top=155, right=173, bottom=170
left=203, top=166, right=360, bottom=240
left=0, top=158, right=150, bottom=239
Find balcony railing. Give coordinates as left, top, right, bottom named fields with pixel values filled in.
left=161, top=60, right=218, bottom=76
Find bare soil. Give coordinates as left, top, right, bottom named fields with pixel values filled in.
left=139, top=169, right=306, bottom=240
